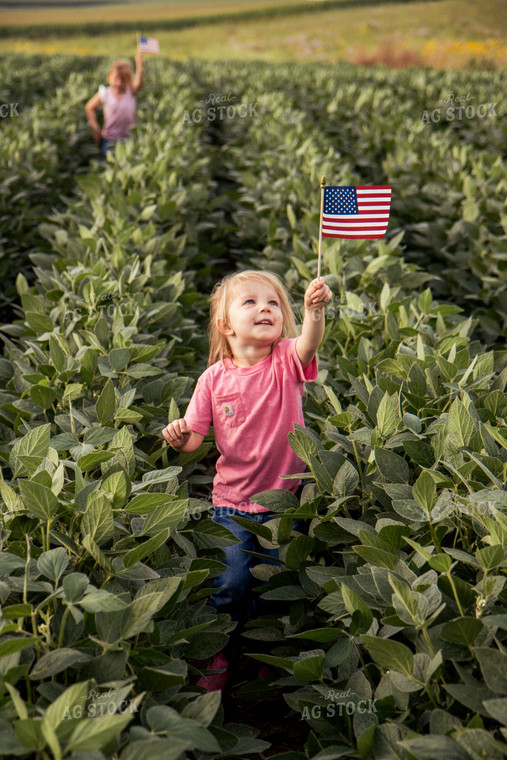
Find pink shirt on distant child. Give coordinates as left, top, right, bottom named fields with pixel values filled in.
left=184, top=337, right=318, bottom=513
left=99, top=85, right=136, bottom=142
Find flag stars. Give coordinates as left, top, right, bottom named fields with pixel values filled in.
left=324, top=187, right=358, bottom=215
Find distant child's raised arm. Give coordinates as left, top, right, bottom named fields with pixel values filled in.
left=296, top=277, right=333, bottom=367
left=132, top=52, right=144, bottom=95
left=162, top=418, right=204, bottom=453
left=85, top=92, right=102, bottom=143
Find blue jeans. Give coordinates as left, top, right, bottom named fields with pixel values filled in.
left=101, top=138, right=114, bottom=155
left=210, top=507, right=281, bottom=622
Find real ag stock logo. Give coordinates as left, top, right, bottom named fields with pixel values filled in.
left=300, top=689, right=377, bottom=721
left=422, top=91, right=498, bottom=123
left=62, top=688, right=141, bottom=720
left=183, top=92, right=258, bottom=124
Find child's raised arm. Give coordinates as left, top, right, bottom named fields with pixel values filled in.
left=132, top=52, right=144, bottom=95
left=296, top=277, right=333, bottom=367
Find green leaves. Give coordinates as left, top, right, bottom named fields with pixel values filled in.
left=125, top=493, right=173, bottom=514
left=142, top=498, right=187, bottom=536
left=360, top=635, right=414, bottom=678
left=37, top=548, right=69, bottom=583
left=95, top=378, right=116, bottom=424
left=448, top=398, right=480, bottom=449
left=333, top=460, right=359, bottom=498
left=441, top=618, right=484, bottom=647
left=376, top=392, right=398, bottom=438
left=285, top=535, right=315, bottom=569
left=342, top=583, right=373, bottom=634
left=251, top=489, right=300, bottom=513
left=412, top=471, right=437, bottom=516
left=293, top=651, right=325, bottom=683
left=81, top=491, right=114, bottom=546
left=476, top=544, right=505, bottom=572
left=475, top=647, right=507, bottom=694
left=66, top=713, right=133, bottom=753
left=123, top=530, right=171, bottom=569
left=144, top=705, right=221, bottom=754
left=288, top=426, right=319, bottom=465
left=9, top=424, right=51, bottom=477
left=30, top=649, right=91, bottom=680
left=0, top=637, right=39, bottom=658
left=428, top=553, right=452, bottom=573
left=375, top=448, right=409, bottom=484
left=62, top=573, right=90, bottom=603
left=19, top=479, right=59, bottom=520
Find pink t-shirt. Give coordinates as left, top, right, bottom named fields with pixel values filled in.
left=99, top=85, right=136, bottom=142
left=184, top=337, right=318, bottom=513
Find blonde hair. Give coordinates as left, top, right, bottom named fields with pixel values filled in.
left=108, top=59, right=133, bottom=88
left=208, top=270, right=298, bottom=366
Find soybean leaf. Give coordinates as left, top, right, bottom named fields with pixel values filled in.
left=360, top=635, right=414, bottom=677
left=293, top=651, right=325, bottom=683
left=142, top=499, right=187, bottom=535
left=10, top=424, right=51, bottom=477
left=474, top=647, right=507, bottom=694
left=19, top=480, right=59, bottom=520
left=66, top=714, right=132, bottom=752
left=441, top=617, right=484, bottom=647
left=37, top=548, right=69, bottom=583
left=398, top=735, right=471, bottom=760
left=412, top=471, right=437, bottom=515
left=285, top=535, right=315, bottom=569
left=123, top=530, right=170, bottom=569
left=81, top=491, right=114, bottom=546
left=375, top=448, right=409, bottom=484
left=288, top=427, right=319, bottom=466
left=376, top=392, right=398, bottom=438
left=250, top=489, right=300, bottom=513
left=95, top=378, right=116, bottom=424
left=181, top=691, right=221, bottom=728
left=30, top=649, right=91, bottom=680
left=62, top=573, right=89, bottom=603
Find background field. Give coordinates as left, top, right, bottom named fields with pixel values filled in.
left=0, top=0, right=506, bottom=68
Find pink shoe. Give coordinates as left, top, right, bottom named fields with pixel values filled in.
left=197, top=653, right=231, bottom=692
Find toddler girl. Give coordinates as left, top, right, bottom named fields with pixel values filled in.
left=85, top=53, right=143, bottom=155
left=162, top=269, right=332, bottom=689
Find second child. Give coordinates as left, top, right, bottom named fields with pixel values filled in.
left=85, top=53, right=143, bottom=155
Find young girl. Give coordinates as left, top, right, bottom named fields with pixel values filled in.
left=162, top=270, right=332, bottom=689
left=85, top=53, right=143, bottom=155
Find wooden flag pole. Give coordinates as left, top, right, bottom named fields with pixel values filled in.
left=317, top=175, right=326, bottom=280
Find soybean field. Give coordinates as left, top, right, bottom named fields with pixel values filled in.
left=0, top=53, right=506, bottom=760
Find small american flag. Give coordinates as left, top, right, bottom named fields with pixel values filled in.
left=322, top=186, right=392, bottom=239
left=138, top=36, right=159, bottom=54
